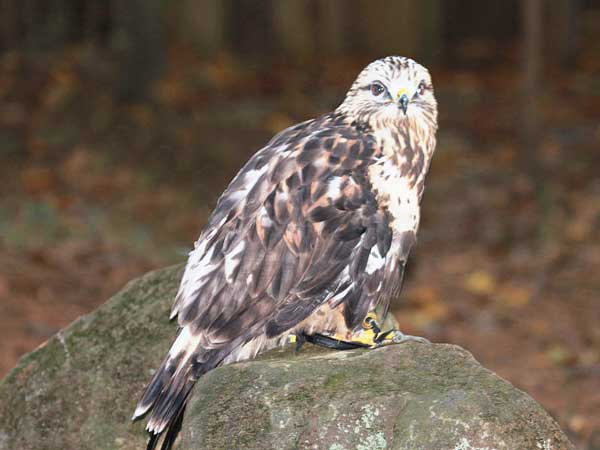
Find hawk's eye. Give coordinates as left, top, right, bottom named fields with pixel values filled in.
left=417, top=81, right=426, bottom=96
left=370, top=82, right=385, bottom=97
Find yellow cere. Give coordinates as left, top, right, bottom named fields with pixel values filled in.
left=396, top=88, right=409, bottom=99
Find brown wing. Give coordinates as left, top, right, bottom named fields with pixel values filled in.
left=136, top=115, right=407, bottom=435
left=171, top=116, right=397, bottom=351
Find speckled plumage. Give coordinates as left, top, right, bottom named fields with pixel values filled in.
left=133, top=56, right=438, bottom=450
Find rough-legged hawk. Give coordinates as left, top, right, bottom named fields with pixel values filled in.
left=133, top=56, right=438, bottom=450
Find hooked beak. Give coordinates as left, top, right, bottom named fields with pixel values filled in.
left=396, top=88, right=409, bottom=115
left=398, top=94, right=409, bottom=115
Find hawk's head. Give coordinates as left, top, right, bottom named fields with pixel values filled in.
left=337, top=56, right=437, bottom=132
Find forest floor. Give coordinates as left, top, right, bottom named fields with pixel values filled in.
left=0, top=47, right=599, bottom=448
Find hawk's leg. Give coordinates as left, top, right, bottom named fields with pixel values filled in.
left=289, top=333, right=306, bottom=353
left=289, top=332, right=369, bottom=351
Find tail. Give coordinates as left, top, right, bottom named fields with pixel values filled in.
left=132, top=327, right=220, bottom=450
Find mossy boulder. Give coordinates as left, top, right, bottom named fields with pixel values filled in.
left=0, top=265, right=574, bottom=450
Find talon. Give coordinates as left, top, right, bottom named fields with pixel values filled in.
left=362, top=312, right=379, bottom=330
left=374, top=329, right=394, bottom=344
left=362, top=312, right=382, bottom=335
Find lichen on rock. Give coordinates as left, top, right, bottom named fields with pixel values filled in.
left=0, top=265, right=574, bottom=450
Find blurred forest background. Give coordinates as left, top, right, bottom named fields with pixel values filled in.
left=0, top=0, right=599, bottom=447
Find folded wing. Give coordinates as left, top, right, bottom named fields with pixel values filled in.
left=134, top=117, right=405, bottom=446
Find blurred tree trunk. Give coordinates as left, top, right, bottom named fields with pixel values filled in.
left=444, top=0, right=519, bottom=41
left=272, top=0, right=313, bottom=58
left=521, top=0, right=542, bottom=160
left=355, top=0, right=419, bottom=56
left=23, top=0, right=37, bottom=50
left=522, top=0, right=556, bottom=247
left=18, top=0, right=71, bottom=51
left=418, top=0, right=442, bottom=65
left=112, top=0, right=165, bottom=102
left=231, top=0, right=274, bottom=59
left=317, top=0, right=344, bottom=56
left=45, top=0, right=70, bottom=49
left=1, top=0, right=18, bottom=51
left=546, top=0, right=581, bottom=67
left=350, top=0, right=441, bottom=62
left=178, top=0, right=226, bottom=56
left=83, top=0, right=102, bottom=43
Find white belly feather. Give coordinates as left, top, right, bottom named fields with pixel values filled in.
left=368, top=156, right=421, bottom=235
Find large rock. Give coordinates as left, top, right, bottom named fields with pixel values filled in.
left=0, top=265, right=574, bottom=450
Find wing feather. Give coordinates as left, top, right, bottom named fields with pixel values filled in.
left=137, top=115, right=416, bottom=440
left=172, top=117, right=404, bottom=355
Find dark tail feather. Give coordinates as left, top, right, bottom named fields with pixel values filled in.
left=146, top=432, right=160, bottom=450
left=145, top=403, right=188, bottom=450
left=133, top=357, right=172, bottom=421
left=147, top=373, right=194, bottom=434
left=135, top=344, right=225, bottom=449
left=136, top=362, right=194, bottom=450
left=136, top=356, right=215, bottom=450
left=160, top=403, right=187, bottom=450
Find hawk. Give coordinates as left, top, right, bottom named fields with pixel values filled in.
left=133, top=56, right=438, bottom=450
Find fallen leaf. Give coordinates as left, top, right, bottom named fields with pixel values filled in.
left=464, top=270, right=496, bottom=296
left=494, top=284, right=532, bottom=309
left=545, top=344, right=572, bottom=367
left=20, top=167, right=56, bottom=195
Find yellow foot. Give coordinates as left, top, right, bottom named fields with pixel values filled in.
left=292, top=313, right=430, bottom=351
left=334, top=312, right=430, bottom=348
